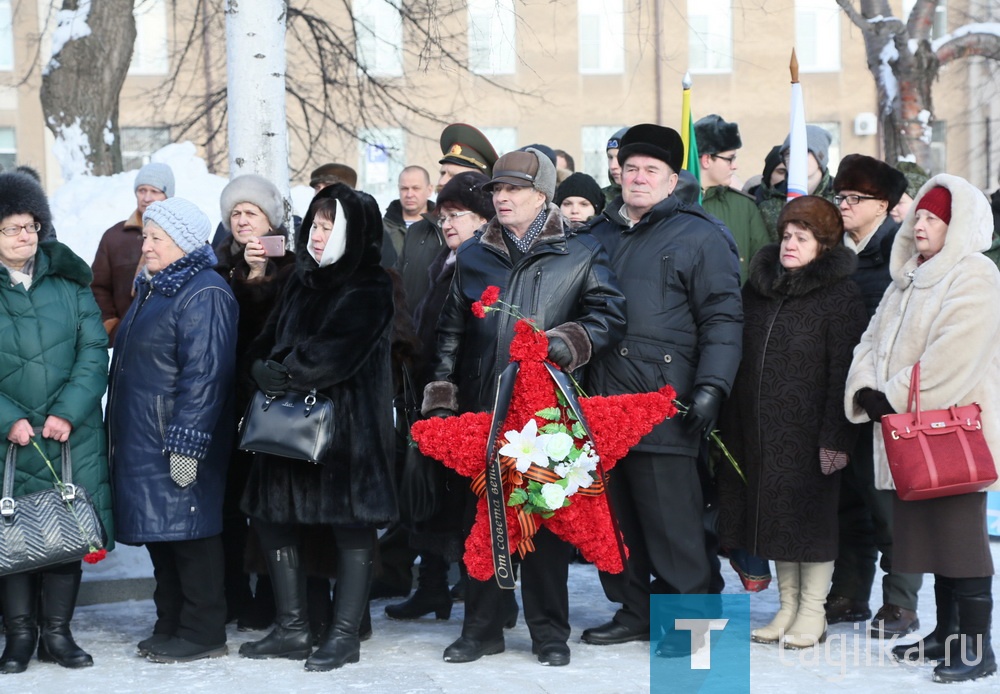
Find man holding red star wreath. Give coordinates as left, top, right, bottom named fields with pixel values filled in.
left=419, top=147, right=626, bottom=667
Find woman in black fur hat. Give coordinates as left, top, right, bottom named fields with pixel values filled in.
left=718, top=196, right=869, bottom=650
left=238, top=183, right=396, bottom=672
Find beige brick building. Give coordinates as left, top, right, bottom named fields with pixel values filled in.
left=1, top=1, right=997, bottom=200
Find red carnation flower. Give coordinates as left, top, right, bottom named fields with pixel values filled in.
left=480, top=285, right=501, bottom=306
left=84, top=548, right=107, bottom=564
left=471, top=301, right=486, bottom=319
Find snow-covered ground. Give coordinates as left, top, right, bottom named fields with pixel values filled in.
left=13, top=542, right=995, bottom=693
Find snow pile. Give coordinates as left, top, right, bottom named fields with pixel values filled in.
left=50, top=142, right=316, bottom=265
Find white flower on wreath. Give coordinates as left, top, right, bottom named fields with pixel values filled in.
left=540, top=482, right=568, bottom=510
left=498, top=419, right=548, bottom=473
left=554, top=443, right=600, bottom=495
left=540, top=431, right=574, bottom=462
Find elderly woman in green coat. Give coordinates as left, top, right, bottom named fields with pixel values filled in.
left=0, top=172, right=112, bottom=674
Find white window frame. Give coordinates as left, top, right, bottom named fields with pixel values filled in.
left=0, top=127, right=15, bottom=170
left=120, top=127, right=171, bottom=170
left=581, top=125, right=624, bottom=188
left=480, top=127, right=517, bottom=157
left=468, top=0, right=516, bottom=75
left=795, top=0, right=841, bottom=73
left=129, top=0, right=169, bottom=75
left=687, top=0, right=732, bottom=74
left=0, top=0, right=13, bottom=71
left=354, top=0, right=403, bottom=78
left=578, top=0, right=624, bottom=75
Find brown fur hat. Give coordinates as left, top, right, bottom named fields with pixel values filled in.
left=777, top=195, right=845, bottom=252
left=833, top=154, right=908, bottom=209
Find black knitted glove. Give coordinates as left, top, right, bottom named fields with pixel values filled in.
left=855, top=388, right=896, bottom=422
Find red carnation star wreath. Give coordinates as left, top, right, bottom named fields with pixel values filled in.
left=410, top=287, right=679, bottom=583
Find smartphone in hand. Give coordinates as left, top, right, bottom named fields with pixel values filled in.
left=259, top=235, right=286, bottom=257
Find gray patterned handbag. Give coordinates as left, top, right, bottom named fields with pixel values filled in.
left=0, top=436, right=108, bottom=576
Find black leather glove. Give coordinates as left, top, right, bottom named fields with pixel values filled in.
left=425, top=408, right=456, bottom=419
left=855, top=388, right=895, bottom=422
left=546, top=336, right=573, bottom=370
left=682, top=385, right=725, bottom=439
left=251, top=358, right=290, bottom=398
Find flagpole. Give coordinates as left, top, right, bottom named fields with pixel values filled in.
left=786, top=49, right=808, bottom=201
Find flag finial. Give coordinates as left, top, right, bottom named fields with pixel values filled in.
left=790, top=49, right=799, bottom=84
left=682, top=72, right=692, bottom=90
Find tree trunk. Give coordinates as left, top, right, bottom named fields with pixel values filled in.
left=40, top=0, right=136, bottom=179
left=225, top=0, right=291, bottom=233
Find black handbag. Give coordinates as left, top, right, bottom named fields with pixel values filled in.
left=396, top=366, right=443, bottom=524
left=0, top=436, right=108, bottom=577
left=239, top=388, right=334, bottom=463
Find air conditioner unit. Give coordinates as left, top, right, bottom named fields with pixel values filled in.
left=854, top=113, right=878, bottom=137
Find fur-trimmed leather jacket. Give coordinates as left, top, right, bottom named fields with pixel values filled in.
left=423, top=203, right=627, bottom=415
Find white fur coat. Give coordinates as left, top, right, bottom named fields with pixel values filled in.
left=845, top=173, right=1000, bottom=492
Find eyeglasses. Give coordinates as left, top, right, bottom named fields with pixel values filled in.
left=711, top=153, right=737, bottom=165
left=437, top=210, right=475, bottom=226
left=0, top=222, right=41, bottom=237
left=834, top=194, right=879, bottom=207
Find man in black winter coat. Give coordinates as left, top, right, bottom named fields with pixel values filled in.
left=581, top=124, right=744, bottom=650
left=421, top=148, right=627, bottom=667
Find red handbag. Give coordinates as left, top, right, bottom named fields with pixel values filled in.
left=881, top=362, right=998, bottom=501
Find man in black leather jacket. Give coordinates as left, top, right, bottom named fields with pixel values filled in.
left=581, top=124, right=744, bottom=649
left=421, top=147, right=627, bottom=667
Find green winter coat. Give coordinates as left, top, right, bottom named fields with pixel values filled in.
left=702, top=185, right=771, bottom=283
left=0, top=241, right=113, bottom=549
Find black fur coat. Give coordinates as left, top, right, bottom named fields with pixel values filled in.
left=717, top=243, right=869, bottom=562
left=241, top=184, right=398, bottom=527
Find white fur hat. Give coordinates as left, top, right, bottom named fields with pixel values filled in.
left=220, top=174, right=284, bottom=230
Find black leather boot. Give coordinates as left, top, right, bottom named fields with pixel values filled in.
left=37, top=567, right=92, bottom=668
left=933, top=582, right=997, bottom=683
left=385, top=553, right=452, bottom=620
left=239, top=546, right=312, bottom=660
left=305, top=547, right=373, bottom=672
left=307, top=576, right=332, bottom=645
left=892, top=575, right=958, bottom=663
left=0, top=573, right=38, bottom=674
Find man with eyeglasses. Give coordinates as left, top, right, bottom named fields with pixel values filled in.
left=757, top=125, right=835, bottom=239
left=91, top=162, right=174, bottom=342
left=694, top=115, right=769, bottom=283
left=824, top=154, right=924, bottom=640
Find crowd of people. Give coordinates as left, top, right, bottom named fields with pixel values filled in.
left=0, top=117, right=997, bottom=685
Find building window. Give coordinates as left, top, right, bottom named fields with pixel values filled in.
left=688, top=0, right=732, bottom=74
left=120, top=127, right=171, bottom=170
left=0, top=0, right=13, bottom=71
left=129, top=0, right=169, bottom=75
left=358, top=127, right=404, bottom=203
left=930, top=120, right=947, bottom=175
left=0, top=127, right=15, bottom=170
left=582, top=125, right=624, bottom=188
left=480, top=127, right=517, bottom=157
left=354, top=0, right=403, bottom=77
left=796, top=0, right=840, bottom=73
left=578, top=0, right=624, bottom=75
left=901, top=0, right=947, bottom=39
left=468, top=0, right=515, bottom=75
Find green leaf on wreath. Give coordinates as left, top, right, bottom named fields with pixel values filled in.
left=540, top=422, right=569, bottom=435
left=508, top=488, right=528, bottom=506
left=535, top=407, right=561, bottom=421
left=571, top=421, right=586, bottom=439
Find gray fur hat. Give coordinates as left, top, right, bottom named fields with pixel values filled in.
left=220, top=174, right=284, bottom=230
left=134, top=162, right=175, bottom=197
left=780, top=125, right=832, bottom=172
left=0, top=172, right=55, bottom=242
left=143, top=198, right=211, bottom=254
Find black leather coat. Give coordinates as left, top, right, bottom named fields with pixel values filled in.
left=428, top=204, right=627, bottom=414
left=586, top=195, right=744, bottom=457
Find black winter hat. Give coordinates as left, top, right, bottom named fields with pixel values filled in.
left=617, top=124, right=685, bottom=174
left=554, top=172, right=605, bottom=214
left=833, top=154, right=909, bottom=210
left=436, top=171, right=495, bottom=221
left=694, top=114, right=742, bottom=155
left=761, top=145, right=784, bottom=185
left=0, top=172, right=55, bottom=242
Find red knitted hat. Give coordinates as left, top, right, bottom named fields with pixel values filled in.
left=915, top=186, right=952, bottom=224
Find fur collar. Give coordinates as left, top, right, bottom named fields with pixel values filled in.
left=891, top=173, right=994, bottom=289
left=748, top=243, right=858, bottom=299
left=478, top=202, right=568, bottom=257
left=136, top=244, right=218, bottom=297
